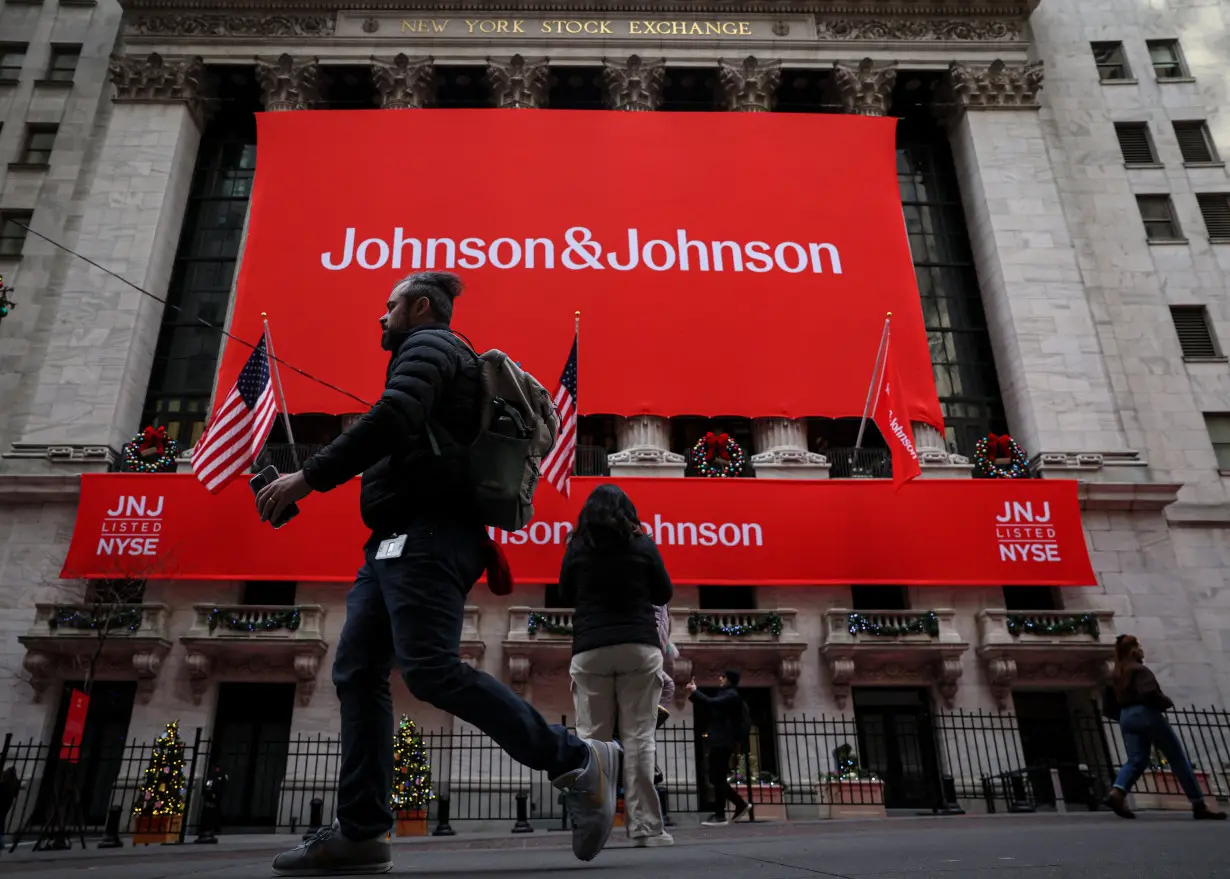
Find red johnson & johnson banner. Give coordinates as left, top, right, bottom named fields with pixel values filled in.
left=63, top=475, right=1095, bottom=586
left=221, top=110, right=943, bottom=426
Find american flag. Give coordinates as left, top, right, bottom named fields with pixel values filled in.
left=192, top=334, right=279, bottom=494
left=540, top=335, right=578, bottom=497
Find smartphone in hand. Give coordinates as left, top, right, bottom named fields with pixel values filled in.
left=249, top=465, right=300, bottom=529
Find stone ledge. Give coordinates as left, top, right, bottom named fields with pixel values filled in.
left=1077, top=481, right=1180, bottom=512
left=1165, top=502, right=1230, bottom=527
left=1031, top=450, right=1149, bottom=482
left=0, top=474, right=82, bottom=504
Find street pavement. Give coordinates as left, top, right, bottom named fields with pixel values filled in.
left=0, top=813, right=1225, bottom=878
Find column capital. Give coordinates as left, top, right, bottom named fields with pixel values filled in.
left=947, top=60, right=1044, bottom=111
left=108, top=53, right=216, bottom=128
left=832, top=57, right=897, bottom=117
left=718, top=56, right=781, bottom=112
left=255, top=54, right=321, bottom=112
left=601, top=55, right=665, bottom=112
left=486, top=55, right=549, bottom=109
left=371, top=54, right=435, bottom=109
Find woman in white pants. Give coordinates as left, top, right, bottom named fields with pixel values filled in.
left=561, top=485, right=675, bottom=847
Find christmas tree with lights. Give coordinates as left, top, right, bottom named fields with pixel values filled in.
left=133, top=720, right=187, bottom=818
left=390, top=715, right=433, bottom=814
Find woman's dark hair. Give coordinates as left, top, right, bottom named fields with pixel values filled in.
left=571, top=485, right=642, bottom=550
left=1113, top=633, right=1140, bottom=697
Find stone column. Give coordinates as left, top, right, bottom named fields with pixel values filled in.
left=371, top=54, right=435, bottom=109
left=255, top=54, right=321, bottom=111
left=944, top=61, right=1130, bottom=462
left=718, top=57, right=827, bottom=478
left=831, top=58, right=954, bottom=469
left=600, top=56, right=684, bottom=476
left=3, top=54, right=214, bottom=472
left=487, top=55, right=548, bottom=109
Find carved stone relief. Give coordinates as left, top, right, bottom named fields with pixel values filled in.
left=255, top=54, right=321, bottom=112
left=487, top=55, right=550, bottom=109
left=127, top=14, right=335, bottom=38
left=832, top=57, right=897, bottom=117
left=108, top=53, right=216, bottom=127
left=817, top=19, right=1021, bottom=42
left=718, top=56, right=781, bottom=112
left=371, top=54, right=436, bottom=109
left=948, top=60, right=1044, bottom=111
left=602, top=55, right=665, bottom=112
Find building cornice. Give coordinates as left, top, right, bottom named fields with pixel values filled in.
left=118, top=0, right=1037, bottom=11
left=0, top=474, right=82, bottom=504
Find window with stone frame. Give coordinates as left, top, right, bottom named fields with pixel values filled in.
left=1114, top=122, right=1159, bottom=166
left=45, top=45, right=80, bottom=83
left=1195, top=193, right=1230, bottom=242
left=0, top=44, right=26, bottom=80
left=1136, top=194, right=1183, bottom=241
left=1170, top=305, right=1222, bottom=360
left=0, top=210, right=32, bottom=257
left=18, top=124, right=57, bottom=165
left=1091, top=42, right=1131, bottom=81
left=851, top=585, right=909, bottom=611
left=1173, top=121, right=1219, bottom=165
left=1002, top=586, right=1063, bottom=611
left=1202, top=413, right=1230, bottom=470
left=140, top=68, right=261, bottom=448
left=1146, top=39, right=1188, bottom=80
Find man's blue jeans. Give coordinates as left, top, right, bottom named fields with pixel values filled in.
left=332, top=516, right=590, bottom=841
left=1113, top=704, right=1205, bottom=802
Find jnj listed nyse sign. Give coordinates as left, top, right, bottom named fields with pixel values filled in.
left=98, top=495, right=163, bottom=556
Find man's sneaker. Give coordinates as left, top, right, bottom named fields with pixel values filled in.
left=552, top=739, right=622, bottom=862
left=730, top=803, right=750, bottom=823
left=701, top=814, right=729, bottom=827
left=634, top=832, right=675, bottom=847
left=271, top=822, right=392, bottom=876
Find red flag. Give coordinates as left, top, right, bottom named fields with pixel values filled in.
left=872, top=331, right=922, bottom=490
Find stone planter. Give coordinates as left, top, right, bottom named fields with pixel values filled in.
left=1132, top=770, right=1211, bottom=811
left=395, top=809, right=429, bottom=836
left=132, top=814, right=182, bottom=845
left=818, top=779, right=886, bottom=819
left=734, top=782, right=786, bottom=820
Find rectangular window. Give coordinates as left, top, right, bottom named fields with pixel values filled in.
left=240, top=582, right=296, bottom=605
left=1091, top=41, right=1130, bottom=81
left=19, top=124, right=57, bottom=165
left=1195, top=193, right=1230, bottom=241
left=0, top=211, right=33, bottom=257
left=1170, top=306, right=1221, bottom=359
left=1002, top=586, right=1062, bottom=612
left=1147, top=39, right=1187, bottom=80
left=850, top=585, right=909, bottom=611
left=46, top=46, right=80, bottom=83
left=0, top=44, right=27, bottom=80
left=1174, top=121, right=1219, bottom=164
left=1114, top=122, right=1158, bottom=166
left=1136, top=194, right=1182, bottom=241
left=1203, top=413, right=1230, bottom=470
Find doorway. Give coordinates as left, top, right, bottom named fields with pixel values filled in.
left=691, top=685, right=776, bottom=812
left=852, top=687, right=940, bottom=810
left=31, top=681, right=137, bottom=828
left=209, top=683, right=296, bottom=829
left=1013, top=691, right=1084, bottom=808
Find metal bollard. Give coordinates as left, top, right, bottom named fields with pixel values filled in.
left=432, top=796, right=456, bottom=837
left=656, top=784, right=674, bottom=828
left=302, top=798, right=325, bottom=841
left=511, top=792, right=534, bottom=834
left=98, top=806, right=124, bottom=849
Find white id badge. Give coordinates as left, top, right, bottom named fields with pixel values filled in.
left=375, top=535, right=406, bottom=560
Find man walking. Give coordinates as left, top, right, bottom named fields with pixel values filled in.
left=257, top=271, right=620, bottom=875
left=687, top=670, right=749, bottom=827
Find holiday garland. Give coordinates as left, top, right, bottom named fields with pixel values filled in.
left=688, top=612, right=784, bottom=638
left=208, top=607, right=302, bottom=634
left=49, top=606, right=143, bottom=633
left=134, top=720, right=187, bottom=818
left=1006, top=613, right=1099, bottom=638
left=391, top=715, right=434, bottom=812
left=846, top=611, right=940, bottom=638
left=527, top=612, right=573, bottom=636
left=689, top=431, right=745, bottom=478
left=825, top=743, right=881, bottom=782
left=121, top=426, right=180, bottom=474
left=972, top=433, right=1030, bottom=479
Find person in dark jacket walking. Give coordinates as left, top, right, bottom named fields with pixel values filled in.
left=1104, top=634, right=1225, bottom=821
left=562, top=485, right=674, bottom=847
left=687, top=670, right=748, bottom=827
left=258, top=272, right=620, bottom=875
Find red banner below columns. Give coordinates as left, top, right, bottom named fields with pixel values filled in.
left=61, top=474, right=1096, bottom=587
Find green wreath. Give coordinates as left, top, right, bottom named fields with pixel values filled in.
left=973, top=433, right=1030, bottom=479
left=122, top=426, right=180, bottom=474
left=689, top=431, right=745, bottom=478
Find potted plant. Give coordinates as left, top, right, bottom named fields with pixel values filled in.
left=1141, top=749, right=1210, bottom=802
left=819, top=744, right=885, bottom=818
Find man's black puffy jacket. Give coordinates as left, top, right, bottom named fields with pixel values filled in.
left=301, top=324, right=482, bottom=533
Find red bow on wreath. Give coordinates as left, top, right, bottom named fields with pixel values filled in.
left=703, top=432, right=731, bottom=462
left=139, top=426, right=168, bottom=458
left=985, top=433, right=1013, bottom=459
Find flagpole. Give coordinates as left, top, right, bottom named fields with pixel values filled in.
left=262, top=312, right=301, bottom=471
left=854, top=313, right=892, bottom=450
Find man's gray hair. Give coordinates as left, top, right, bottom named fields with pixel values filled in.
left=392, top=271, right=464, bottom=324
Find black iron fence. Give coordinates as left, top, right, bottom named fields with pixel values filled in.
left=3, top=707, right=1227, bottom=840
left=826, top=447, right=892, bottom=479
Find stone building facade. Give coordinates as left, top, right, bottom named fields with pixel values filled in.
left=1, top=0, right=1230, bottom=824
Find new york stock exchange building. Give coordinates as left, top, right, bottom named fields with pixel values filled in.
left=1, top=0, right=1229, bottom=837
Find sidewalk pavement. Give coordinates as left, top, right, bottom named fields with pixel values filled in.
left=0, top=812, right=1226, bottom=878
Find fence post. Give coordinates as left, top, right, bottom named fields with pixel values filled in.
left=431, top=796, right=456, bottom=837
left=741, top=745, right=755, bottom=822
left=511, top=792, right=533, bottom=833
left=173, top=727, right=204, bottom=845
left=98, top=806, right=124, bottom=849
left=302, top=797, right=325, bottom=840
